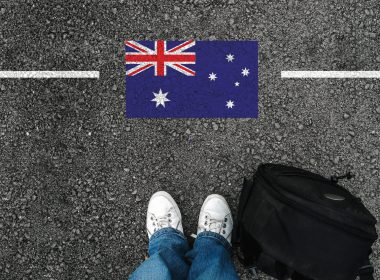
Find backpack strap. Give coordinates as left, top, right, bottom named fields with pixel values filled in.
left=256, top=252, right=292, bottom=279
left=233, top=177, right=255, bottom=246
left=358, top=250, right=375, bottom=280
left=358, top=257, right=374, bottom=280
left=359, top=265, right=374, bottom=280
left=291, top=271, right=314, bottom=280
left=233, top=177, right=264, bottom=276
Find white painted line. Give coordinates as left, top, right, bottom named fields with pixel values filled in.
left=0, top=71, right=99, bottom=79
left=281, top=71, right=380, bottom=79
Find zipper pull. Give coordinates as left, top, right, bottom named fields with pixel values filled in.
left=331, top=172, right=355, bottom=183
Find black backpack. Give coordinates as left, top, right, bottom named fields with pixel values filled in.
left=234, top=164, right=378, bottom=280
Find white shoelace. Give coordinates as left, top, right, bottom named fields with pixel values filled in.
left=155, top=215, right=171, bottom=229
left=151, top=208, right=174, bottom=232
left=204, top=216, right=227, bottom=233
left=192, top=216, right=227, bottom=239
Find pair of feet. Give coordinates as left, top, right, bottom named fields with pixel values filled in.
left=147, top=191, right=233, bottom=244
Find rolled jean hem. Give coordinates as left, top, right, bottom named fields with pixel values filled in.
left=195, top=231, right=233, bottom=254
left=149, top=227, right=186, bottom=244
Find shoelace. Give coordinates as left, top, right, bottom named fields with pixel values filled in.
left=152, top=208, right=174, bottom=231
left=155, top=215, right=171, bottom=229
left=191, top=215, right=229, bottom=239
left=204, top=216, right=227, bottom=234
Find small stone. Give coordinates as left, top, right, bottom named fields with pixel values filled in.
left=112, top=8, right=117, bottom=14
left=112, top=84, right=117, bottom=91
left=185, top=128, right=191, bottom=134
left=229, top=18, right=234, bottom=25
left=126, top=126, right=131, bottom=132
left=174, top=6, right=180, bottom=11
left=333, top=156, right=340, bottom=164
left=376, top=106, right=380, bottom=114
left=0, top=8, right=5, bottom=14
left=212, top=122, right=218, bottom=131
left=298, top=124, right=304, bottom=130
left=274, top=122, right=280, bottom=129
left=132, top=190, right=137, bottom=195
left=124, top=168, right=130, bottom=172
left=164, top=14, right=169, bottom=20
left=228, top=0, right=235, bottom=4
left=26, top=132, right=30, bottom=136
left=343, top=113, right=350, bottom=119
left=348, top=131, right=355, bottom=137
left=135, top=196, right=141, bottom=202
left=376, top=56, right=380, bottom=62
left=275, top=135, right=282, bottom=141
left=310, top=158, right=316, bottom=164
left=0, top=85, right=5, bottom=91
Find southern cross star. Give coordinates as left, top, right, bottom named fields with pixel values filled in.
left=208, top=72, right=217, bottom=81
left=234, top=82, right=240, bottom=87
left=226, top=100, right=235, bottom=109
left=241, top=67, right=250, bottom=76
left=151, top=89, right=170, bottom=108
left=226, top=54, right=235, bottom=62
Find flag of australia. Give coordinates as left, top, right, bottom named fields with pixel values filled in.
left=125, top=40, right=258, bottom=118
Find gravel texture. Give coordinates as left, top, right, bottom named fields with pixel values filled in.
left=0, top=1, right=379, bottom=279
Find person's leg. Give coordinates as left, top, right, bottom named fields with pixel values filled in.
left=186, top=194, right=239, bottom=280
left=129, top=191, right=190, bottom=280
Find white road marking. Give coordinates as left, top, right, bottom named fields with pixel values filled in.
left=0, top=71, right=99, bottom=79
left=281, top=71, right=380, bottom=79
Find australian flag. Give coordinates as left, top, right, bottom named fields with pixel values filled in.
left=125, top=40, right=258, bottom=118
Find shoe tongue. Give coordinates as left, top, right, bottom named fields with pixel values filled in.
left=206, top=210, right=225, bottom=221
left=155, top=205, right=172, bottom=218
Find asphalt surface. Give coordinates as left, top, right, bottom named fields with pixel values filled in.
left=0, top=1, right=379, bottom=279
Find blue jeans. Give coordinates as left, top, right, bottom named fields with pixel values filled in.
left=129, top=228, right=239, bottom=280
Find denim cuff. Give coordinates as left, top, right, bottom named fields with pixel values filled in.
left=149, top=227, right=187, bottom=243
left=195, top=231, right=233, bottom=254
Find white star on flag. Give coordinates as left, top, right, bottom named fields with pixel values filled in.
left=208, top=72, right=217, bottom=81
left=226, top=54, right=235, bottom=62
left=234, top=82, right=240, bottom=87
left=151, top=89, right=170, bottom=107
left=242, top=67, right=250, bottom=76
left=226, top=100, right=235, bottom=109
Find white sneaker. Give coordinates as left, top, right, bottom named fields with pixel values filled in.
left=197, top=194, right=233, bottom=244
left=146, top=191, right=183, bottom=239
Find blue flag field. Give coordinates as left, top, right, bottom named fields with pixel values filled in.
left=125, top=40, right=258, bottom=118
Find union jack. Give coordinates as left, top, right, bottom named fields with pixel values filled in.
left=125, top=40, right=196, bottom=77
